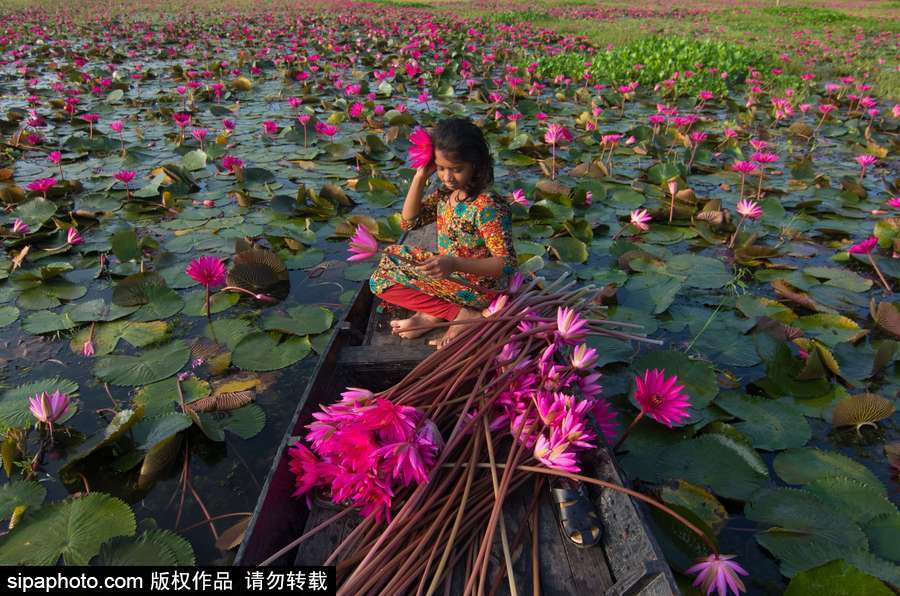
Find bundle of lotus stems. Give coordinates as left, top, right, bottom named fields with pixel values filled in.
left=265, top=273, right=723, bottom=595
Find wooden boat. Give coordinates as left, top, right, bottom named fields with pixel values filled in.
left=235, top=228, right=679, bottom=595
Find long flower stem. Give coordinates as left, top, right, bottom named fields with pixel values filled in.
left=867, top=253, right=892, bottom=292
left=613, top=411, right=644, bottom=451
left=729, top=216, right=746, bottom=249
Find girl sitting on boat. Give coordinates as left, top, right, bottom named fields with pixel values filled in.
left=369, top=116, right=517, bottom=350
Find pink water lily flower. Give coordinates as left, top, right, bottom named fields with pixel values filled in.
left=510, top=188, right=529, bottom=206
left=185, top=255, right=226, bottom=287
left=848, top=235, right=878, bottom=254
left=556, top=306, right=588, bottom=345
left=736, top=199, right=762, bottom=220
left=630, top=209, right=652, bottom=231
left=67, top=228, right=84, bottom=246
left=262, top=120, right=279, bottom=136
left=221, top=155, right=243, bottom=173
left=634, top=369, right=691, bottom=427
left=888, top=197, right=900, bottom=208
left=544, top=123, right=572, bottom=145
left=82, top=339, right=95, bottom=357
left=29, top=390, right=70, bottom=434
left=11, top=218, right=30, bottom=235
left=570, top=344, right=598, bottom=369
left=114, top=170, right=136, bottom=184
left=407, top=126, right=433, bottom=169
left=686, top=553, right=748, bottom=596
left=347, top=224, right=378, bottom=262
left=288, top=442, right=323, bottom=507
left=534, top=434, right=579, bottom=473
left=27, top=177, right=56, bottom=198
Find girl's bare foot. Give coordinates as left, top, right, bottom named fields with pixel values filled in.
left=390, top=312, right=442, bottom=339
left=429, top=307, right=483, bottom=350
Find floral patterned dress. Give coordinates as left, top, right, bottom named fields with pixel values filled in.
left=369, top=189, right=517, bottom=310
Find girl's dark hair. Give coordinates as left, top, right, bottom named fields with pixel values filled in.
left=431, top=117, right=494, bottom=198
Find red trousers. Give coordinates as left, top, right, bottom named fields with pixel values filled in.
left=379, top=284, right=461, bottom=321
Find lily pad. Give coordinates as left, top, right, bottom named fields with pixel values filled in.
left=715, top=393, right=811, bottom=450
left=784, top=560, right=892, bottom=596
left=0, top=492, right=135, bottom=565
left=773, top=448, right=882, bottom=490
left=95, top=340, right=191, bottom=386
left=0, top=480, right=46, bottom=523
left=231, top=332, right=312, bottom=371
left=655, top=434, right=768, bottom=500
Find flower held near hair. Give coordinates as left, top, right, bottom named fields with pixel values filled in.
left=407, top=126, right=433, bottom=168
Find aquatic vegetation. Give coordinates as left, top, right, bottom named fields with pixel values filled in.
left=0, top=1, right=894, bottom=590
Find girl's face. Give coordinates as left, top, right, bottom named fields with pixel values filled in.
left=434, top=149, right=474, bottom=193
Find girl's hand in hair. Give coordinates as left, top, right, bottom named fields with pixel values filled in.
left=415, top=160, right=436, bottom=181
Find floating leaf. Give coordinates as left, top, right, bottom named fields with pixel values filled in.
left=215, top=516, right=251, bottom=551
left=0, top=493, right=135, bottom=565
left=784, top=560, right=892, bottom=596
left=864, top=513, right=900, bottom=562
left=95, top=340, right=191, bottom=386
left=226, top=248, right=288, bottom=291
left=261, top=305, right=334, bottom=336
left=96, top=528, right=195, bottom=565
left=804, top=477, right=896, bottom=524
left=655, top=434, right=768, bottom=500
left=112, top=272, right=168, bottom=307
left=138, top=434, right=183, bottom=491
left=231, top=332, right=311, bottom=371
left=831, top=393, right=895, bottom=432
left=748, top=488, right=867, bottom=548
left=60, top=408, right=144, bottom=470
left=773, top=448, right=882, bottom=491
left=715, top=393, right=811, bottom=450
left=660, top=480, right=727, bottom=535
left=0, top=480, right=46, bottom=524
left=186, top=391, right=253, bottom=413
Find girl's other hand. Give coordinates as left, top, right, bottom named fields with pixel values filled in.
left=415, top=160, right=436, bottom=181
left=417, top=255, right=456, bottom=278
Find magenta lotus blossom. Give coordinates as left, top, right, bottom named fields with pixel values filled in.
left=630, top=209, right=652, bottom=232
left=511, top=188, right=529, bottom=206
left=544, top=123, right=571, bottom=145
left=686, top=553, right=748, bottom=596
left=11, top=218, right=29, bottom=235
left=482, top=294, right=508, bottom=317
left=856, top=154, right=877, bottom=179
left=48, top=150, right=62, bottom=165
left=27, top=177, right=56, bottom=198
left=29, top=390, right=70, bottom=435
left=314, top=121, right=338, bottom=137
left=221, top=155, right=243, bottom=173
left=590, top=399, right=618, bottom=445
left=262, top=120, right=279, bottom=136
left=736, top=199, right=762, bottom=220
left=570, top=344, right=598, bottom=369
left=347, top=224, right=378, bottom=262
left=185, top=255, right=226, bottom=287
left=731, top=161, right=757, bottom=175
left=288, top=442, right=324, bottom=507
left=633, top=369, right=691, bottom=427
left=534, top=433, right=579, bottom=473
left=294, top=391, right=440, bottom=522
left=848, top=236, right=878, bottom=255
left=109, top=120, right=124, bottom=133
left=556, top=306, right=588, bottom=345
left=67, top=228, right=83, bottom=246
left=751, top=151, right=779, bottom=165
left=888, top=197, right=900, bottom=209
left=114, top=170, right=136, bottom=184
left=81, top=339, right=95, bottom=357
left=407, top=126, right=434, bottom=169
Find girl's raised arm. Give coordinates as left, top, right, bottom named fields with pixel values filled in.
left=400, top=163, right=439, bottom=231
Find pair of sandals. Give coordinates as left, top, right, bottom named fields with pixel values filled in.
left=551, top=479, right=603, bottom=548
